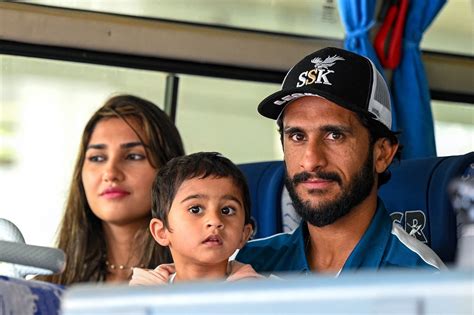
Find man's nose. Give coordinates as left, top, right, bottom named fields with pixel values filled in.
left=300, top=139, right=328, bottom=172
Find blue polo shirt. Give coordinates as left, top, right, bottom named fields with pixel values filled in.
left=236, top=199, right=445, bottom=275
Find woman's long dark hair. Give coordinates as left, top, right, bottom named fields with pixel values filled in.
left=37, top=94, right=185, bottom=285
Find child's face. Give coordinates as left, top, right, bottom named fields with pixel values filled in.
left=151, top=176, right=252, bottom=269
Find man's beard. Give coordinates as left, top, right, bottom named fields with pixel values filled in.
left=285, top=148, right=375, bottom=227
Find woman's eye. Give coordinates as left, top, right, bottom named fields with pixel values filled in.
left=126, top=153, right=145, bottom=161
left=188, top=206, right=203, bottom=214
left=221, top=207, right=236, bottom=216
left=88, top=155, right=105, bottom=162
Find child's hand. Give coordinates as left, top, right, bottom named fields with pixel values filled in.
left=129, top=264, right=176, bottom=286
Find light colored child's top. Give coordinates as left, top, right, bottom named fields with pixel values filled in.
left=129, top=260, right=263, bottom=285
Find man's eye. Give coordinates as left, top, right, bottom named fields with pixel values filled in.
left=327, top=132, right=343, bottom=141
left=188, top=206, right=203, bottom=214
left=221, top=207, right=236, bottom=216
left=290, top=133, right=305, bottom=142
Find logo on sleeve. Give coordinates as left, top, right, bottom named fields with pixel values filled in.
left=296, top=55, right=345, bottom=87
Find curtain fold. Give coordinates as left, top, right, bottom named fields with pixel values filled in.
left=391, top=0, right=446, bottom=159
left=338, top=0, right=383, bottom=72
left=339, top=0, right=446, bottom=159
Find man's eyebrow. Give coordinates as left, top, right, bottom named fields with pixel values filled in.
left=283, top=126, right=303, bottom=134
left=283, top=124, right=354, bottom=137
left=86, top=142, right=143, bottom=150
left=320, top=124, right=353, bottom=134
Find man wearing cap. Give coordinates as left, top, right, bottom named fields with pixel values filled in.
left=236, top=47, right=444, bottom=275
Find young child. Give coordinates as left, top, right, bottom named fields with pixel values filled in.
left=130, top=152, right=262, bottom=285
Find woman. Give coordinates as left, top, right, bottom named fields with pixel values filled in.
left=38, top=94, right=185, bottom=285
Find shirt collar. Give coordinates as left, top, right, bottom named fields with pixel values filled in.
left=342, top=198, right=391, bottom=271
left=290, top=223, right=311, bottom=273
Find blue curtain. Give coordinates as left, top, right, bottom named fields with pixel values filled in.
left=391, top=0, right=446, bottom=159
left=338, top=0, right=383, bottom=72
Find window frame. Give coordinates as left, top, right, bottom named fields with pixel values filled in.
left=1, top=1, right=472, bottom=118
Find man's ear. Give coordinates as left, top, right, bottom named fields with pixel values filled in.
left=373, top=138, right=399, bottom=174
left=238, top=223, right=254, bottom=249
left=149, top=218, right=170, bottom=247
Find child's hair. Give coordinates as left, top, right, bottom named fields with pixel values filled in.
left=151, top=152, right=252, bottom=229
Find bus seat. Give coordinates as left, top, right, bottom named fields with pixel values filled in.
left=0, top=218, right=65, bottom=315
left=0, top=275, right=64, bottom=315
left=238, top=152, right=474, bottom=264
left=0, top=218, right=66, bottom=278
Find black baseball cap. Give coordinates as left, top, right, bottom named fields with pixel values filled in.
left=258, top=47, right=392, bottom=129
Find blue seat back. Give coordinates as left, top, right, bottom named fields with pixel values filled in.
left=239, top=161, right=285, bottom=238
left=238, top=152, right=474, bottom=264
left=0, top=276, right=64, bottom=315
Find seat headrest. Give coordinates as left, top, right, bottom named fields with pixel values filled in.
left=379, top=153, right=474, bottom=263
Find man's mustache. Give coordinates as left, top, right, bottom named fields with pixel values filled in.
left=292, top=171, right=342, bottom=186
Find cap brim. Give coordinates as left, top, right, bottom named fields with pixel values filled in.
left=257, top=86, right=364, bottom=120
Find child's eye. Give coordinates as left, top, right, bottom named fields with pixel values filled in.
left=188, top=206, right=203, bottom=214
left=221, top=207, right=236, bottom=216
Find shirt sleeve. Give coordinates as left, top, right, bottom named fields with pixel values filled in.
left=129, top=263, right=176, bottom=286
left=226, top=260, right=265, bottom=282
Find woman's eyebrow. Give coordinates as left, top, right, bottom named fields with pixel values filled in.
left=86, top=144, right=105, bottom=150
left=121, top=142, right=143, bottom=149
left=86, top=141, right=143, bottom=151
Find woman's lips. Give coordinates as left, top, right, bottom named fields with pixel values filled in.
left=101, top=188, right=130, bottom=199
